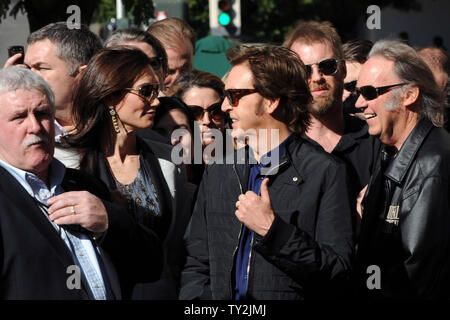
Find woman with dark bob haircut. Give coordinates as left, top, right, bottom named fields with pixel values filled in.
left=61, top=47, right=191, bottom=300
left=170, top=70, right=228, bottom=164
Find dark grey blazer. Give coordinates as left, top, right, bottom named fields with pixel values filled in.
left=0, top=164, right=163, bottom=299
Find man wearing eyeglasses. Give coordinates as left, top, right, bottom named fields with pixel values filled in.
left=354, top=40, right=450, bottom=299
left=284, top=21, right=380, bottom=229
left=180, top=44, right=354, bottom=300
left=147, top=18, right=196, bottom=94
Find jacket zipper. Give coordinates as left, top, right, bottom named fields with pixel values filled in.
left=233, top=164, right=244, bottom=194
left=230, top=160, right=289, bottom=298
left=245, top=236, right=253, bottom=295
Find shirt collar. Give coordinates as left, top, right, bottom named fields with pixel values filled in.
left=54, top=119, right=68, bottom=143
left=251, top=134, right=291, bottom=168
left=0, top=157, right=66, bottom=199
left=331, top=114, right=369, bottom=153
left=343, top=113, right=368, bottom=139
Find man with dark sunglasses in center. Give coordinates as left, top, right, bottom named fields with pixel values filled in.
left=284, top=21, right=381, bottom=232
left=354, top=40, right=450, bottom=299
left=180, top=44, right=354, bottom=300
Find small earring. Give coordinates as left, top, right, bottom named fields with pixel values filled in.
left=109, top=108, right=120, bottom=133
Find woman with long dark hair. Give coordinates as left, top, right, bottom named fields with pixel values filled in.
left=62, top=47, right=191, bottom=299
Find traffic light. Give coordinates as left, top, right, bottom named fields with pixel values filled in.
left=209, top=0, right=241, bottom=36
left=218, top=0, right=231, bottom=26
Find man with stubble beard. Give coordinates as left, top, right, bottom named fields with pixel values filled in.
left=284, top=21, right=380, bottom=233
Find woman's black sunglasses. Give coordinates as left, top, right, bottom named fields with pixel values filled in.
left=188, top=101, right=225, bottom=121
left=344, top=80, right=357, bottom=92
left=305, top=58, right=339, bottom=76
left=355, top=83, right=409, bottom=101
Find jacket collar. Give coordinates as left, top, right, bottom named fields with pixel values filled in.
left=282, top=133, right=305, bottom=183
left=304, top=114, right=368, bottom=153
left=232, top=133, right=305, bottom=189
left=343, top=113, right=369, bottom=139
left=384, top=117, right=434, bottom=184
left=333, top=114, right=369, bottom=152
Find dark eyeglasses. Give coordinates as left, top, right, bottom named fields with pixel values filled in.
left=344, top=80, right=357, bottom=93
left=125, top=83, right=159, bottom=102
left=355, top=83, right=409, bottom=101
left=305, top=58, right=339, bottom=76
left=188, top=101, right=225, bottom=121
left=149, top=56, right=163, bottom=71
left=224, top=89, right=258, bottom=107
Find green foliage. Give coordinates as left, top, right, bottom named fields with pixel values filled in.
left=8, top=0, right=26, bottom=19
left=0, top=0, right=422, bottom=41
left=187, top=0, right=210, bottom=39
left=187, top=0, right=422, bottom=44
left=0, top=0, right=10, bottom=22
left=94, top=0, right=116, bottom=24
left=0, top=0, right=24, bottom=23
left=93, top=0, right=155, bottom=26
left=243, top=0, right=300, bottom=43
left=0, top=0, right=102, bottom=31
left=122, top=0, right=155, bottom=26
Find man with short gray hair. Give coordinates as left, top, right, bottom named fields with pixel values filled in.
left=0, top=67, right=162, bottom=299
left=355, top=39, right=450, bottom=299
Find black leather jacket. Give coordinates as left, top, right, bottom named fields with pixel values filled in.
left=180, top=134, right=354, bottom=300
left=357, top=117, right=450, bottom=299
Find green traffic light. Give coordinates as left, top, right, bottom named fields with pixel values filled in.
left=218, top=12, right=231, bottom=26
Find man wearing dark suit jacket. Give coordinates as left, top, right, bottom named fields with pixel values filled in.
left=0, top=66, right=162, bottom=299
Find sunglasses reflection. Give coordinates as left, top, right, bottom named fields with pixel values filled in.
left=305, top=58, right=339, bottom=76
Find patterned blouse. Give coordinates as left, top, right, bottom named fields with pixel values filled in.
left=113, top=155, right=165, bottom=232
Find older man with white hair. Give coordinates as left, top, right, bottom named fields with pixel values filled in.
left=355, top=40, right=450, bottom=299
left=0, top=67, right=162, bottom=299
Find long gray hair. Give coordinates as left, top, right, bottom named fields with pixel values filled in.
left=369, top=40, right=445, bottom=127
